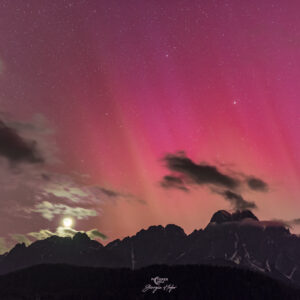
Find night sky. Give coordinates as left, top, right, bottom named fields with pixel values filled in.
left=0, top=0, right=300, bottom=251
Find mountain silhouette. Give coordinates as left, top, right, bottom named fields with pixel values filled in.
left=1, top=210, right=300, bottom=288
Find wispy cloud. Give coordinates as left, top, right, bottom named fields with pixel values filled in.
left=31, top=201, right=98, bottom=221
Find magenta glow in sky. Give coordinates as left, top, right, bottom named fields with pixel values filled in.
left=0, top=0, right=300, bottom=249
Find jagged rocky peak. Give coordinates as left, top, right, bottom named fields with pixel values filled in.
left=11, top=242, right=26, bottom=251
left=136, top=225, right=164, bottom=237
left=147, top=225, right=164, bottom=232
left=210, top=210, right=259, bottom=224
left=7, top=243, right=26, bottom=257
left=165, top=224, right=185, bottom=236
left=232, top=210, right=258, bottom=222
left=72, top=232, right=90, bottom=242
left=135, top=224, right=185, bottom=239
left=210, top=210, right=232, bottom=224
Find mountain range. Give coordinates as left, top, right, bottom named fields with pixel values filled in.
left=1, top=210, right=300, bottom=287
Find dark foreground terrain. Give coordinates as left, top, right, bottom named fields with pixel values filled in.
left=0, top=264, right=299, bottom=300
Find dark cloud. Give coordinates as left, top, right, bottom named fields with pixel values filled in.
left=221, top=190, right=257, bottom=210
left=161, top=152, right=269, bottom=210
left=160, top=175, right=189, bottom=191
left=90, top=186, right=146, bottom=205
left=162, top=152, right=240, bottom=189
left=87, top=229, right=107, bottom=240
left=0, top=120, right=43, bottom=164
left=247, top=177, right=268, bottom=191
left=99, top=188, right=121, bottom=197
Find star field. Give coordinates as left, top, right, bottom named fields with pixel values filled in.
left=0, top=0, right=300, bottom=245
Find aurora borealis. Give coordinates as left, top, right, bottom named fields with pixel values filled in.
left=0, top=0, right=300, bottom=250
